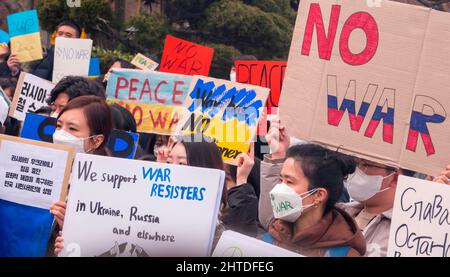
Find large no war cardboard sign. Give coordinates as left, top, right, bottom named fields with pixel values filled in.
left=280, top=0, right=449, bottom=175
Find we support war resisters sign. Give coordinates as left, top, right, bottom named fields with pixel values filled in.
left=60, top=154, right=225, bottom=257
left=279, top=0, right=449, bottom=175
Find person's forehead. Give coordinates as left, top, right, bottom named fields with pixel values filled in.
left=360, top=159, right=386, bottom=168
left=57, top=25, right=77, bottom=34
left=59, top=108, right=85, bottom=124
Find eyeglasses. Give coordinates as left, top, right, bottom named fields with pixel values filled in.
left=357, top=160, right=396, bottom=173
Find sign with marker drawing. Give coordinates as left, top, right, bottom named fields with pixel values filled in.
left=131, top=53, right=159, bottom=71
left=53, top=37, right=92, bottom=83
left=279, top=0, right=449, bottom=175
left=177, top=76, right=269, bottom=165
left=235, top=61, right=287, bottom=115
left=59, top=154, right=225, bottom=257
left=212, top=230, right=303, bottom=257
left=106, top=69, right=192, bottom=135
left=7, top=10, right=43, bottom=62
left=160, top=35, right=214, bottom=76
left=9, top=72, right=55, bottom=121
left=387, top=175, right=450, bottom=257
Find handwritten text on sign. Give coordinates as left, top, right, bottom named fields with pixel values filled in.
left=106, top=69, right=192, bottom=134
left=60, top=154, right=224, bottom=257
left=53, top=37, right=93, bottom=83
left=160, top=35, right=214, bottom=76
left=388, top=176, right=450, bottom=257
left=178, top=76, right=269, bottom=164
left=279, top=0, right=449, bottom=175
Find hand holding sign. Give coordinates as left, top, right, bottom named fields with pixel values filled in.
left=433, top=165, right=450, bottom=185
left=236, top=150, right=255, bottom=186
left=50, top=200, right=66, bottom=228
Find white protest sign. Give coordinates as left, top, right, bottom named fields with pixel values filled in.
left=60, top=154, right=225, bottom=257
left=9, top=72, right=55, bottom=121
left=131, top=53, right=159, bottom=71
left=387, top=175, right=450, bottom=257
left=53, top=37, right=92, bottom=83
left=0, top=87, right=9, bottom=124
left=212, top=230, right=303, bottom=257
left=0, top=135, right=74, bottom=209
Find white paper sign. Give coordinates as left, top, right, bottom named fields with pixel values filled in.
left=9, top=72, right=55, bottom=121
left=0, top=139, right=70, bottom=209
left=387, top=175, right=450, bottom=257
left=0, top=87, right=9, bottom=124
left=60, top=154, right=225, bottom=257
left=212, top=230, right=303, bottom=257
left=53, top=37, right=93, bottom=83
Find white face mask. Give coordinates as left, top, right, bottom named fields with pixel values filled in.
left=53, top=129, right=95, bottom=153
left=230, top=72, right=236, bottom=82
left=346, top=167, right=395, bottom=202
left=269, top=183, right=318, bottom=222
left=50, top=112, right=59, bottom=118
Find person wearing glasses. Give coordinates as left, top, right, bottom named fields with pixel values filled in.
left=259, top=119, right=446, bottom=257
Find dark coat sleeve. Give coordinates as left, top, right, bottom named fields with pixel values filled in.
left=30, top=47, right=54, bottom=81
left=0, top=61, right=12, bottom=77
left=222, top=183, right=259, bottom=237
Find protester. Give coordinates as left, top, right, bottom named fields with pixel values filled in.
left=48, top=95, right=113, bottom=256
left=102, top=58, right=137, bottom=85
left=0, top=77, right=17, bottom=101
left=46, top=76, right=106, bottom=117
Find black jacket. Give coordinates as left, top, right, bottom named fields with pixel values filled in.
left=30, top=46, right=54, bottom=81
left=222, top=183, right=259, bottom=237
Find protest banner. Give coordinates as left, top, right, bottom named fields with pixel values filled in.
left=177, top=76, right=269, bottom=164
left=212, top=230, right=302, bottom=257
left=107, top=130, right=139, bottom=159
left=279, top=0, right=449, bottom=176
left=0, top=30, right=10, bottom=44
left=131, top=53, right=159, bottom=71
left=7, top=10, right=43, bottom=62
left=0, top=134, right=74, bottom=256
left=21, top=113, right=57, bottom=143
left=8, top=72, right=55, bottom=121
left=160, top=35, right=214, bottom=76
left=387, top=175, right=450, bottom=257
left=53, top=37, right=92, bottom=83
left=106, top=69, right=192, bottom=134
left=88, top=57, right=101, bottom=79
left=59, top=154, right=225, bottom=257
left=235, top=61, right=287, bottom=115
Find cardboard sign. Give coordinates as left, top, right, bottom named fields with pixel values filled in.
left=0, top=30, right=10, bottom=44
left=0, top=134, right=74, bottom=210
left=21, top=113, right=57, bottom=142
left=177, top=76, right=269, bottom=165
left=235, top=61, right=287, bottom=115
left=59, top=154, right=225, bottom=257
left=106, top=69, right=192, bottom=134
left=53, top=37, right=93, bottom=83
left=9, top=72, right=55, bottom=121
left=212, top=230, right=303, bottom=257
left=131, top=53, right=159, bottom=71
left=160, top=35, right=214, bottom=76
left=107, top=130, right=139, bottom=159
left=88, top=57, right=101, bottom=78
left=279, top=0, right=450, bottom=175
left=387, top=176, right=450, bottom=257
left=7, top=10, right=43, bottom=62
